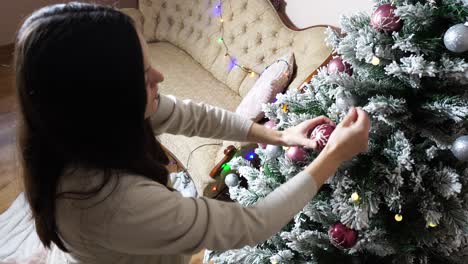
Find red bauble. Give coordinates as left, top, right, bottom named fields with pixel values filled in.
left=310, top=124, right=336, bottom=151
left=259, top=121, right=277, bottom=149
left=328, top=222, right=358, bottom=249
left=285, top=146, right=308, bottom=162
left=327, top=57, right=353, bottom=75
left=371, top=4, right=402, bottom=33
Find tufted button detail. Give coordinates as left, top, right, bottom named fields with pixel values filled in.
left=197, top=32, right=202, bottom=40
left=180, top=22, right=185, bottom=30
left=229, top=13, right=234, bottom=21
left=175, top=4, right=180, bottom=12
left=188, top=9, right=193, bottom=17
left=242, top=2, right=248, bottom=10
left=289, top=41, right=294, bottom=46
left=198, top=14, right=202, bottom=21
left=167, top=17, right=174, bottom=26
left=271, top=48, right=277, bottom=54
left=272, top=31, right=278, bottom=37
left=207, top=17, right=212, bottom=25
left=229, top=34, right=235, bottom=43
left=243, top=46, right=248, bottom=54
left=242, top=24, right=247, bottom=33
left=161, top=1, right=167, bottom=8
left=257, top=55, right=265, bottom=63
left=256, top=34, right=263, bottom=45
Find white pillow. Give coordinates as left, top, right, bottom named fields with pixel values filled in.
left=236, top=52, right=295, bottom=122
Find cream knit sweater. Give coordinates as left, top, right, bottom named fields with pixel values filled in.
left=49, top=94, right=318, bottom=264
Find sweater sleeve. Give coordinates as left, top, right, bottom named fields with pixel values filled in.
left=105, top=171, right=318, bottom=255
left=149, top=94, right=254, bottom=142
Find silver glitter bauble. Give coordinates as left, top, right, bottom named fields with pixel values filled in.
left=452, top=135, right=468, bottom=161
left=225, top=173, right=239, bottom=187
left=444, top=23, right=468, bottom=53
left=265, top=145, right=282, bottom=159
left=335, top=90, right=356, bottom=111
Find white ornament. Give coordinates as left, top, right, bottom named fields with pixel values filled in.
left=265, top=145, right=282, bottom=159
left=444, top=23, right=468, bottom=53
left=225, top=173, right=240, bottom=187
left=335, top=90, right=356, bottom=111
left=452, top=135, right=468, bottom=161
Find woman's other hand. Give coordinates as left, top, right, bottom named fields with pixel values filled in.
left=322, top=107, right=370, bottom=163
left=280, top=116, right=335, bottom=149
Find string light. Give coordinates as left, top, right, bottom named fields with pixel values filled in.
left=371, top=56, right=380, bottom=65
left=214, top=0, right=289, bottom=78
left=212, top=185, right=217, bottom=191
left=394, top=214, right=403, bottom=222
left=221, top=163, right=231, bottom=173
left=351, top=192, right=360, bottom=203
left=428, top=222, right=438, bottom=228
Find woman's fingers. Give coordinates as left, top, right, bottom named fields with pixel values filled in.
left=340, top=107, right=358, bottom=127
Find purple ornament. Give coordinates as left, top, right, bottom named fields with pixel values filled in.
left=327, top=57, right=353, bottom=75
left=285, top=146, right=308, bottom=162
left=328, top=222, right=358, bottom=249
left=310, top=124, right=336, bottom=151
left=371, top=4, right=402, bottom=33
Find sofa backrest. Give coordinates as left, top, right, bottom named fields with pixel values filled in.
left=139, top=0, right=332, bottom=97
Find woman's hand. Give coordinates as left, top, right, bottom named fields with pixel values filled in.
left=321, top=107, right=371, bottom=163
left=280, top=116, right=335, bottom=149
left=304, top=107, right=371, bottom=187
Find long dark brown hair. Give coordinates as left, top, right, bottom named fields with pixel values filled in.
left=15, top=2, right=169, bottom=252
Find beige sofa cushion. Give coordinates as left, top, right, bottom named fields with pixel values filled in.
left=138, top=0, right=332, bottom=95
left=147, top=42, right=243, bottom=192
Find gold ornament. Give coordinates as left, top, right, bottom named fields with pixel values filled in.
left=282, top=146, right=290, bottom=151
left=371, top=56, right=380, bottom=65
left=394, top=214, right=403, bottom=222
left=282, top=104, right=288, bottom=112
left=250, top=71, right=256, bottom=77
left=428, top=222, right=438, bottom=228
left=351, top=192, right=360, bottom=202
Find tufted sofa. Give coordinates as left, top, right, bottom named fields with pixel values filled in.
left=121, top=0, right=333, bottom=193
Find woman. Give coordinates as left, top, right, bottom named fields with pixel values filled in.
left=15, top=3, right=370, bottom=264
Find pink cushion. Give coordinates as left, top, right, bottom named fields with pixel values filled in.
left=236, top=52, right=295, bottom=122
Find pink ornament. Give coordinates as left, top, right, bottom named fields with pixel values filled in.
left=285, top=146, right=308, bottom=162
left=258, top=143, right=267, bottom=149
left=264, top=120, right=276, bottom=129
left=310, top=124, right=336, bottom=151
left=371, top=4, right=402, bottom=33
left=328, top=222, right=358, bottom=249
left=327, top=57, right=353, bottom=75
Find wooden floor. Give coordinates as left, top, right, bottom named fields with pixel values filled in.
left=0, top=44, right=207, bottom=263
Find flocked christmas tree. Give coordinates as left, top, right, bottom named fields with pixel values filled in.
left=209, top=0, right=468, bottom=263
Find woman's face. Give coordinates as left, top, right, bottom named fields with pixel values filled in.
left=139, top=32, right=164, bottom=119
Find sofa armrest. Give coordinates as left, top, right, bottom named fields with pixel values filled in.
left=209, top=145, right=237, bottom=178
left=120, top=8, right=144, bottom=33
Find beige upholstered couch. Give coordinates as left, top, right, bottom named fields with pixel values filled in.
left=121, top=0, right=332, bottom=193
